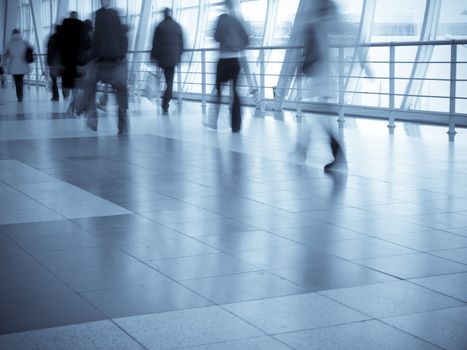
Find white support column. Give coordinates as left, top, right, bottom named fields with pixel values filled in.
left=401, top=0, right=441, bottom=110
left=29, top=0, right=47, bottom=85
left=2, top=0, right=20, bottom=50
left=447, top=42, right=457, bottom=142
left=128, top=0, right=152, bottom=94
left=56, top=0, right=69, bottom=24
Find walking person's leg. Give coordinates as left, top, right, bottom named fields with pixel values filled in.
left=50, top=73, right=59, bottom=100
left=161, top=66, right=175, bottom=114
left=231, top=58, right=241, bottom=132
left=13, top=75, right=23, bottom=102
left=109, top=61, right=129, bottom=135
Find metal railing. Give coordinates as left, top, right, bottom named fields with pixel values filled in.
left=24, top=39, right=466, bottom=140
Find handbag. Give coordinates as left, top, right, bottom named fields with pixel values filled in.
left=142, top=70, right=161, bottom=100
left=25, top=46, right=34, bottom=64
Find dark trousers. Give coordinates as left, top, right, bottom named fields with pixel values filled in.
left=50, top=73, right=59, bottom=99
left=216, top=58, right=241, bottom=131
left=161, top=66, right=175, bottom=111
left=84, top=60, right=129, bottom=133
left=13, top=75, right=24, bottom=100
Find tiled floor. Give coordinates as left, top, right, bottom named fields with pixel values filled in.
left=0, top=88, right=466, bottom=349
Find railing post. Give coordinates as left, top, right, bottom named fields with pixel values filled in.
left=447, top=41, right=457, bottom=142
left=259, top=48, right=265, bottom=113
left=337, top=46, right=345, bottom=127
left=201, top=50, right=207, bottom=114
left=177, top=63, right=182, bottom=106
left=387, top=43, right=396, bottom=134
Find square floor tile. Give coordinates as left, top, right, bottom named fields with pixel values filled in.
left=0, top=254, right=45, bottom=277
left=313, top=237, right=416, bottom=260
left=54, top=261, right=170, bottom=292
left=410, top=273, right=467, bottom=302
left=272, top=260, right=396, bottom=291
left=81, top=281, right=212, bottom=318
left=148, top=253, right=260, bottom=281
left=0, top=294, right=104, bottom=334
left=355, top=253, right=467, bottom=279
left=114, top=306, right=264, bottom=350
left=321, top=280, right=462, bottom=318
left=118, top=238, right=219, bottom=261
left=163, top=219, right=257, bottom=237
left=430, top=247, right=467, bottom=265
left=275, top=320, right=439, bottom=350
left=269, top=224, right=365, bottom=244
left=406, top=213, right=467, bottom=231
left=380, top=230, right=467, bottom=251
left=32, top=247, right=139, bottom=271
left=0, top=236, right=24, bottom=257
left=336, top=218, right=428, bottom=237
left=0, top=201, right=64, bottom=225
left=225, top=293, right=369, bottom=334
left=0, top=271, right=72, bottom=302
left=0, top=320, right=144, bottom=350
left=197, top=230, right=297, bottom=253
left=181, top=271, right=305, bottom=304
left=10, top=231, right=108, bottom=253
left=186, top=336, right=291, bottom=350
left=233, top=245, right=343, bottom=270
left=384, top=306, right=467, bottom=350
left=0, top=219, right=86, bottom=237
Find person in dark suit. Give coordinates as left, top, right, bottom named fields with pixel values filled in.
left=59, top=12, right=84, bottom=99
left=211, top=0, right=249, bottom=132
left=83, top=0, right=129, bottom=135
left=151, top=8, right=184, bottom=115
left=47, top=25, right=62, bottom=101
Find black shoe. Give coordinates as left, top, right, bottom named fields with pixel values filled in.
left=17, top=98, right=23, bottom=103
left=162, top=109, right=169, bottom=116
left=51, top=97, right=59, bottom=101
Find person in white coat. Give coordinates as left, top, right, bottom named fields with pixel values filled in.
left=3, top=29, right=30, bottom=102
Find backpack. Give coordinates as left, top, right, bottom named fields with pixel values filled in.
left=25, top=46, right=34, bottom=64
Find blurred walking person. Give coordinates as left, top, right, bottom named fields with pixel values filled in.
left=297, top=0, right=346, bottom=170
left=3, top=29, right=31, bottom=102
left=59, top=11, right=84, bottom=105
left=208, top=0, right=249, bottom=132
left=151, top=7, right=184, bottom=115
left=83, top=0, right=129, bottom=135
left=47, top=25, right=62, bottom=101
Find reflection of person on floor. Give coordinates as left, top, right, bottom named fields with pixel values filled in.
left=296, top=0, right=346, bottom=170
left=151, top=7, right=184, bottom=115
left=207, top=0, right=249, bottom=133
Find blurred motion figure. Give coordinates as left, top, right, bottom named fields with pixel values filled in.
left=296, top=0, right=347, bottom=170
left=3, top=29, right=31, bottom=102
left=47, top=25, right=62, bottom=101
left=208, top=0, right=249, bottom=132
left=151, top=7, right=184, bottom=115
left=83, top=0, right=129, bottom=135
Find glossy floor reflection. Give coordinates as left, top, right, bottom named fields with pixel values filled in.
left=0, top=89, right=466, bottom=349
